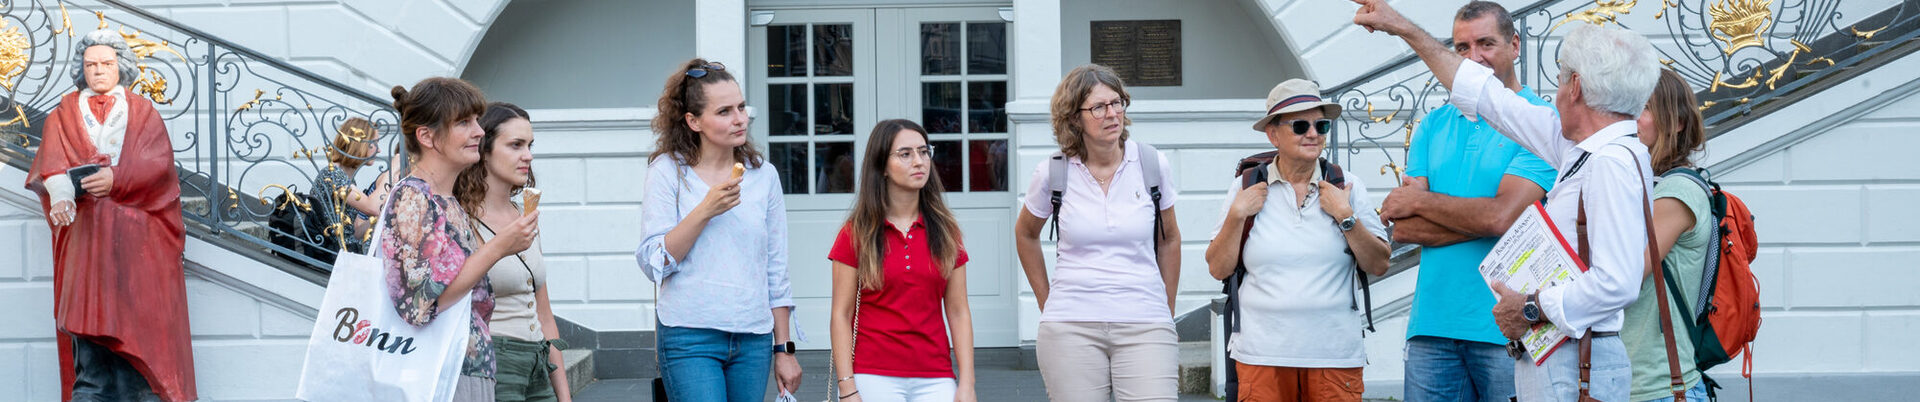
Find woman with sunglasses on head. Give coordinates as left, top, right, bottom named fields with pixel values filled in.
left=636, top=58, right=800, bottom=402
left=451, top=102, right=573, bottom=402
left=1202, top=79, right=1390, bottom=402
left=1012, top=64, right=1182, bottom=402
left=382, top=77, right=539, bottom=401
left=827, top=119, right=977, bottom=402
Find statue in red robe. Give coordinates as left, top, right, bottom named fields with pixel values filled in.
left=25, top=30, right=196, bottom=402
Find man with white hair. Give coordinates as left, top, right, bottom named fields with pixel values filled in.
left=1352, top=1, right=1660, bottom=400
left=26, top=30, right=195, bottom=402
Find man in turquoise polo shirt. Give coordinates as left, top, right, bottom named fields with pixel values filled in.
left=1378, top=2, right=1557, bottom=402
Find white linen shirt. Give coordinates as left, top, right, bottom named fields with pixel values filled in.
left=1449, top=60, right=1654, bottom=337
left=1208, top=162, right=1387, bottom=368
left=1021, top=140, right=1179, bottom=324
left=636, top=157, right=795, bottom=335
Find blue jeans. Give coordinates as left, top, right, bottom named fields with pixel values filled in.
left=1637, top=381, right=1708, bottom=402
left=658, top=325, right=773, bottom=402
left=1515, top=335, right=1630, bottom=402
left=1403, top=336, right=1515, bottom=402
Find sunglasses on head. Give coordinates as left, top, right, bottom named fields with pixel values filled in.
left=1273, top=119, right=1334, bottom=135
left=685, top=62, right=727, bottom=79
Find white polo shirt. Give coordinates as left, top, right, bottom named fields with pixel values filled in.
left=1209, top=162, right=1387, bottom=368
left=1022, top=139, right=1179, bottom=324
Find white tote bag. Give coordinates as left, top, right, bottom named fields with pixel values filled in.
left=296, top=214, right=475, bottom=402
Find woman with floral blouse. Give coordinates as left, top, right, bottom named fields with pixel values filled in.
left=380, top=77, right=538, bottom=401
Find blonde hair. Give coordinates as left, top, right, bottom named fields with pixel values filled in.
left=327, top=117, right=377, bottom=170
left=1048, top=64, right=1132, bottom=159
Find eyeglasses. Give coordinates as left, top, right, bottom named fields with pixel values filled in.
left=892, top=145, right=934, bottom=162
left=1273, top=119, right=1334, bottom=136
left=1078, top=99, right=1129, bottom=118
left=685, top=62, right=727, bottom=79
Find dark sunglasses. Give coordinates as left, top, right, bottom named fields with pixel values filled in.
left=1273, top=119, right=1334, bottom=135
left=685, top=62, right=727, bottom=78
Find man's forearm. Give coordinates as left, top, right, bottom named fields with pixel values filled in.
left=1391, top=216, right=1475, bottom=247
left=1412, top=193, right=1514, bottom=238
left=1401, top=28, right=1466, bottom=91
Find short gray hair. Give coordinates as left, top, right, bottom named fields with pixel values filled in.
left=70, top=30, right=139, bottom=90
left=1557, top=22, right=1660, bottom=117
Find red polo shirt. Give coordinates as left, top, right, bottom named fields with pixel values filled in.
left=827, top=218, right=968, bottom=378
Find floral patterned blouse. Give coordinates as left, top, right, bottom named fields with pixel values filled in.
left=382, top=177, right=496, bottom=379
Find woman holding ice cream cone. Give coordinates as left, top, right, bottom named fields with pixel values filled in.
left=453, top=101, right=571, bottom=402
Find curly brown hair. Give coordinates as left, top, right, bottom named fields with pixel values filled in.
left=650, top=58, right=764, bottom=169
left=1049, top=64, right=1133, bottom=159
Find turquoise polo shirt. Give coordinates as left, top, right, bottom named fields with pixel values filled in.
left=1404, top=86, right=1557, bottom=345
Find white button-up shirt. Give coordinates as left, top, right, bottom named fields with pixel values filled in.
left=636, top=157, right=794, bottom=335
left=1450, top=60, right=1654, bottom=337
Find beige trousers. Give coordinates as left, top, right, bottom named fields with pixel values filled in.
left=1036, top=321, right=1180, bottom=402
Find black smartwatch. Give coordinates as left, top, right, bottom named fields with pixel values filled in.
left=1521, top=293, right=1543, bottom=323
left=773, top=341, right=796, bottom=355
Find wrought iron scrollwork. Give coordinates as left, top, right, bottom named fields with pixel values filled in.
left=0, top=0, right=402, bottom=272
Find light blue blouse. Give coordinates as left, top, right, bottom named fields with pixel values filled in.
left=636, top=156, right=794, bottom=335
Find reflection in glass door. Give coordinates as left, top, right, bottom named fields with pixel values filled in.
left=756, top=13, right=873, bottom=197
left=915, top=19, right=1010, bottom=194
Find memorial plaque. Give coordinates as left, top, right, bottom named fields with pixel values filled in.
left=1090, top=20, right=1182, bottom=86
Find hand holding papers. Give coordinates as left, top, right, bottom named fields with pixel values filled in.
left=1480, top=201, right=1588, bottom=364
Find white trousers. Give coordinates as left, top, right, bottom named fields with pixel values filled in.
left=851, top=374, right=956, bottom=402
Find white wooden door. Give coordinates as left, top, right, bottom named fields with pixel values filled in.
left=749, top=6, right=1017, bottom=349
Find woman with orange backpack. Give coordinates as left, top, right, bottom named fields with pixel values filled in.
left=1628, top=68, right=1713, bottom=402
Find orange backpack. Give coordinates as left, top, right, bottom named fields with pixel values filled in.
left=1662, top=167, right=1762, bottom=392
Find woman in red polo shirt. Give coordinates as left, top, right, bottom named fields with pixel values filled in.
left=827, top=119, right=977, bottom=402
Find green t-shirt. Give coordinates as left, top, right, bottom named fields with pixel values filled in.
left=1624, top=174, right=1713, bottom=401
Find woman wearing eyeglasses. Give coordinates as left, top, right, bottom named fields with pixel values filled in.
left=636, top=58, right=800, bottom=402
left=826, top=119, right=977, bottom=402
left=1202, top=79, right=1391, bottom=401
left=1013, top=64, right=1183, bottom=402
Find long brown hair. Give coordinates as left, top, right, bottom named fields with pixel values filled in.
left=846, top=119, right=962, bottom=290
left=455, top=102, right=534, bottom=217
left=389, top=77, right=486, bottom=158
left=650, top=58, right=764, bottom=169
left=1049, top=64, right=1133, bottom=159
left=1645, top=68, right=1705, bottom=174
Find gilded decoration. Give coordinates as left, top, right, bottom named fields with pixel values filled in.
left=0, top=20, right=28, bottom=92
left=1708, top=0, right=1775, bottom=55
left=1555, top=0, right=1638, bottom=31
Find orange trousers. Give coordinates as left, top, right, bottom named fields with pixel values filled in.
left=1234, top=362, right=1364, bottom=402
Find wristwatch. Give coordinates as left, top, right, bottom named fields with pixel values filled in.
left=773, top=341, right=796, bottom=355
left=1522, top=293, right=1543, bottom=323
left=1338, top=216, right=1357, bottom=232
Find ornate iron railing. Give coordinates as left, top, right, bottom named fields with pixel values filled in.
left=0, top=0, right=401, bottom=272
left=1325, top=0, right=1917, bottom=182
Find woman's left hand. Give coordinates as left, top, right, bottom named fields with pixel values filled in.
left=1316, top=180, right=1354, bottom=221
left=774, top=352, right=803, bottom=392
left=954, top=384, right=978, bottom=402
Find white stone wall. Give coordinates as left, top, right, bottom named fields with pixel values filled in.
left=520, top=108, right=659, bottom=331
left=119, top=0, right=512, bottom=94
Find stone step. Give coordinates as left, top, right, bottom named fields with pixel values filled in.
left=1176, top=341, right=1211, bottom=395
left=564, top=348, right=594, bottom=396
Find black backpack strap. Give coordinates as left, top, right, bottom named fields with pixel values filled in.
left=1047, top=152, right=1068, bottom=243
left=1319, top=157, right=1374, bottom=333
left=1136, top=142, right=1166, bottom=261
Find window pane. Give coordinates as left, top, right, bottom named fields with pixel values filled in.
left=814, top=83, right=855, bottom=135
left=967, top=23, right=1007, bottom=75
left=770, top=142, right=809, bottom=194
left=767, top=84, right=807, bottom=136
left=969, top=139, right=1009, bottom=192
left=814, top=24, right=854, bottom=77
left=929, top=140, right=963, bottom=192
left=921, top=23, right=960, bottom=75
left=767, top=25, right=807, bottom=77
left=921, top=82, right=962, bottom=134
left=967, top=81, right=1007, bottom=133
left=815, top=142, right=857, bottom=194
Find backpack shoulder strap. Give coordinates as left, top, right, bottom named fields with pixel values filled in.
left=1133, top=142, right=1166, bottom=259
left=1048, top=152, right=1068, bottom=241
